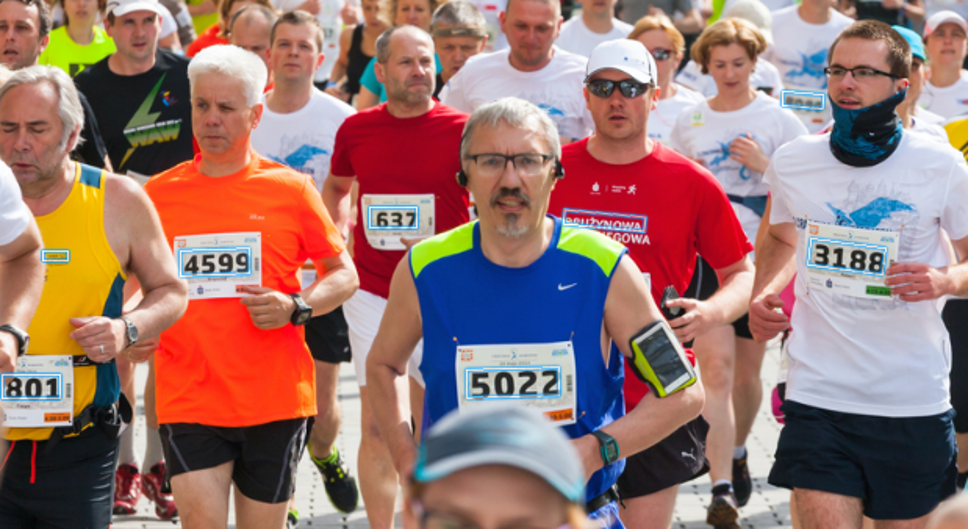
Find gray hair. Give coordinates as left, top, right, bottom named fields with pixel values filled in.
left=188, top=45, right=268, bottom=107
left=375, top=25, right=434, bottom=64
left=229, top=4, right=279, bottom=36
left=460, top=97, right=561, bottom=161
left=0, top=65, right=85, bottom=151
left=431, top=1, right=485, bottom=29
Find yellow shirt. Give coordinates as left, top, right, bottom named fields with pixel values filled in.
left=39, top=26, right=116, bottom=77
left=945, top=116, right=968, bottom=162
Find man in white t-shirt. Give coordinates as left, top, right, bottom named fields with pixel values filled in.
left=440, top=0, right=594, bottom=142
left=272, top=0, right=347, bottom=88
left=919, top=10, right=968, bottom=119
left=229, top=4, right=277, bottom=89
left=250, top=10, right=360, bottom=518
left=556, top=0, right=633, bottom=58
left=0, top=164, right=43, bottom=375
left=431, top=1, right=489, bottom=99
left=753, top=20, right=968, bottom=526
left=769, top=0, right=853, bottom=132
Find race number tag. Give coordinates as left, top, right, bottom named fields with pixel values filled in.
left=781, top=86, right=830, bottom=131
left=362, top=194, right=435, bottom=251
left=804, top=222, right=899, bottom=299
left=1, top=355, right=73, bottom=428
left=175, top=232, right=262, bottom=300
left=455, top=341, right=577, bottom=425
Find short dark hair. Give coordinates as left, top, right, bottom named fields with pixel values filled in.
left=0, top=0, right=51, bottom=38
left=270, top=10, right=324, bottom=52
left=829, top=20, right=911, bottom=79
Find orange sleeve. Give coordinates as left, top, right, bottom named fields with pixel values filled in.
left=296, top=173, right=346, bottom=262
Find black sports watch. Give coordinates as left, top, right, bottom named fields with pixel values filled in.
left=290, top=294, right=313, bottom=326
left=120, top=317, right=139, bottom=349
left=0, top=324, right=29, bottom=357
left=591, top=430, right=620, bottom=466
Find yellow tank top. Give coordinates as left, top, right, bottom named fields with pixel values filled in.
left=5, top=164, right=127, bottom=441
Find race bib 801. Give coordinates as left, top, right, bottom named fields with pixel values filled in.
left=1, top=355, right=74, bottom=428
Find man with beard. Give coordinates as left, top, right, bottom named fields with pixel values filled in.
left=321, top=24, right=470, bottom=529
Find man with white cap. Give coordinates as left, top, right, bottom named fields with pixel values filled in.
left=918, top=10, right=968, bottom=119
left=549, top=39, right=754, bottom=529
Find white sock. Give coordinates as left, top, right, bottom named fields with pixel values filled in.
left=143, top=426, right=164, bottom=471
left=118, top=421, right=137, bottom=467
left=733, top=446, right=747, bottom=460
left=713, top=479, right=733, bottom=492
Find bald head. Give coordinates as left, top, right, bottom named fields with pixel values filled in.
left=229, top=4, right=277, bottom=74
left=375, top=24, right=435, bottom=64
left=505, top=0, right=560, bottom=18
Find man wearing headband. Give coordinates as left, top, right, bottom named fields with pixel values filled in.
left=430, top=1, right=488, bottom=100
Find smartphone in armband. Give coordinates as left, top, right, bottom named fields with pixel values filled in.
left=629, top=320, right=697, bottom=398
left=660, top=286, right=681, bottom=321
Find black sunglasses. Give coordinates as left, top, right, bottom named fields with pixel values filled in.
left=586, top=79, right=651, bottom=98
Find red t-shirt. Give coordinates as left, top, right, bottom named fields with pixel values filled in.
left=330, top=102, right=470, bottom=298
left=186, top=25, right=226, bottom=58
left=549, top=139, right=753, bottom=408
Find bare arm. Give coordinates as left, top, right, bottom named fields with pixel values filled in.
left=321, top=173, right=356, bottom=235
left=673, top=8, right=705, bottom=35
left=366, top=256, right=424, bottom=476
left=748, top=222, right=798, bottom=342
left=328, top=27, right=354, bottom=85
left=0, top=218, right=43, bottom=372
left=355, top=86, right=381, bottom=111
left=883, top=234, right=968, bottom=301
left=303, top=251, right=358, bottom=315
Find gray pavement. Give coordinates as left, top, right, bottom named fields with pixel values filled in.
left=115, top=343, right=792, bottom=529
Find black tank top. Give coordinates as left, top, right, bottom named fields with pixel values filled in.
left=345, top=24, right=372, bottom=96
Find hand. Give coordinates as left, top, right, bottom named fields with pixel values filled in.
left=239, top=287, right=297, bottom=330
left=881, top=0, right=903, bottom=9
left=885, top=262, right=954, bottom=302
left=325, top=85, right=350, bottom=102
left=647, top=5, right=667, bottom=17
left=122, top=336, right=159, bottom=364
left=69, top=316, right=126, bottom=363
left=400, top=237, right=427, bottom=250
left=573, top=434, right=603, bottom=482
left=748, top=293, right=789, bottom=343
left=665, top=298, right=723, bottom=344
left=730, top=134, right=770, bottom=174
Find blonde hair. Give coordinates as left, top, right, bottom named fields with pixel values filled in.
left=690, top=17, right=767, bottom=74
left=628, top=15, right=685, bottom=58
left=380, top=0, right=442, bottom=29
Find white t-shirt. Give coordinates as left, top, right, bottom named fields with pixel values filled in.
left=675, top=58, right=784, bottom=99
left=556, top=16, right=634, bottom=58
left=670, top=91, right=807, bottom=240
left=770, top=7, right=853, bottom=91
left=767, top=132, right=968, bottom=417
left=469, top=0, right=508, bottom=51
left=158, top=3, right=178, bottom=39
left=648, top=84, right=705, bottom=146
left=273, top=0, right=346, bottom=81
left=440, top=47, right=594, bottom=141
left=0, top=163, right=30, bottom=246
left=918, top=70, right=968, bottom=120
left=912, top=115, right=950, bottom=144
left=251, top=88, right=355, bottom=192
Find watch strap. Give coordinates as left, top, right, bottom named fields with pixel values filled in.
left=0, top=324, right=28, bottom=357
left=119, top=317, right=138, bottom=349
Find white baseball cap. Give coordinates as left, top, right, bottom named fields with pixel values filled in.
left=585, top=40, right=657, bottom=85
left=106, top=0, right=166, bottom=18
left=924, top=10, right=967, bottom=38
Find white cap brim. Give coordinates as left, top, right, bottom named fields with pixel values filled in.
left=585, top=64, right=654, bottom=85
left=110, top=2, right=165, bottom=18
left=925, top=11, right=967, bottom=36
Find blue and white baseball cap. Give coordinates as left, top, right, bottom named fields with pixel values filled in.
left=585, top=39, right=657, bottom=85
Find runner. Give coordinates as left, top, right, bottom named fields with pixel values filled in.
left=251, top=9, right=359, bottom=520
left=366, top=95, right=705, bottom=529
left=0, top=65, right=187, bottom=528
left=146, top=44, right=357, bottom=529
left=271, top=0, right=348, bottom=92
left=548, top=39, right=754, bottom=529
left=892, top=25, right=947, bottom=140
left=38, top=0, right=117, bottom=77
left=628, top=16, right=704, bottom=145
left=556, top=0, right=632, bottom=58
left=439, top=0, right=594, bottom=144
left=431, top=1, right=487, bottom=99
left=321, top=25, right=470, bottom=529
left=228, top=4, right=278, bottom=89
left=404, top=405, right=590, bottom=529
left=753, top=20, right=968, bottom=528
left=184, top=0, right=274, bottom=57
left=918, top=11, right=968, bottom=119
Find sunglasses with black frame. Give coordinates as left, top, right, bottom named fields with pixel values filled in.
left=585, top=78, right=653, bottom=98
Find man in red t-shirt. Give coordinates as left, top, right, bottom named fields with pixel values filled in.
left=548, top=40, right=754, bottom=529
left=321, top=24, right=469, bottom=529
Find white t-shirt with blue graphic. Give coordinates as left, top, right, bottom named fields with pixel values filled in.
left=918, top=70, right=968, bottom=120
left=669, top=91, right=807, bottom=241
left=252, top=88, right=355, bottom=192
left=647, top=84, right=705, bottom=146
left=440, top=47, right=594, bottom=141
left=767, top=131, right=968, bottom=418
left=769, top=6, right=853, bottom=91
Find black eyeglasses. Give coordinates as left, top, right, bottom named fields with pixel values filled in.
left=824, top=66, right=899, bottom=80
left=465, top=153, right=554, bottom=177
left=586, top=79, right=651, bottom=98
left=649, top=48, right=672, bottom=61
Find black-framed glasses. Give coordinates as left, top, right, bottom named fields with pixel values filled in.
left=649, top=48, right=673, bottom=61
left=824, top=66, right=899, bottom=80
left=586, top=79, right=651, bottom=99
left=465, top=153, right=554, bottom=177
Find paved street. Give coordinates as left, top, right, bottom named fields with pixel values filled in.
left=115, top=343, right=792, bottom=528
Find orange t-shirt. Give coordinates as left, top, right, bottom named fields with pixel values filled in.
left=144, top=153, right=345, bottom=427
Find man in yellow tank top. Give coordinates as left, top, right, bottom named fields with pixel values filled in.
left=0, top=66, right=188, bottom=528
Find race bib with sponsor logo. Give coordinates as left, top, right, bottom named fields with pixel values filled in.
left=1, top=355, right=73, bottom=428
left=804, top=222, right=898, bottom=299
left=362, top=194, right=435, bottom=251
left=175, top=232, right=262, bottom=300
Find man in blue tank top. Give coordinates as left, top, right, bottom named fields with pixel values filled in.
left=366, top=97, right=705, bottom=528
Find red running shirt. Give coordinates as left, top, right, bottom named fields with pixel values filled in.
left=549, top=139, right=753, bottom=408
left=330, top=102, right=470, bottom=299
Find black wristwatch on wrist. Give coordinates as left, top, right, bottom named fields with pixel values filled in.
left=0, top=324, right=29, bottom=357
left=290, top=294, right=313, bottom=326
left=591, top=430, right=620, bottom=466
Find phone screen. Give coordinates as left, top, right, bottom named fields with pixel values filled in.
left=640, top=328, right=689, bottom=388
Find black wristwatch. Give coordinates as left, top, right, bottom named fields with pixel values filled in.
left=120, top=316, right=139, bottom=349
left=591, top=430, right=620, bottom=466
left=0, top=324, right=29, bottom=357
left=290, top=294, right=313, bottom=326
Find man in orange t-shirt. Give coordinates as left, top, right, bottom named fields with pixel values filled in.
left=144, top=45, right=358, bottom=528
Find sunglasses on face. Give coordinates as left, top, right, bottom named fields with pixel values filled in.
left=586, top=79, right=651, bottom=98
left=649, top=48, right=673, bottom=61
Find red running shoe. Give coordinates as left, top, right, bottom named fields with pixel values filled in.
left=113, top=464, right=142, bottom=515
left=142, top=462, right=178, bottom=520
